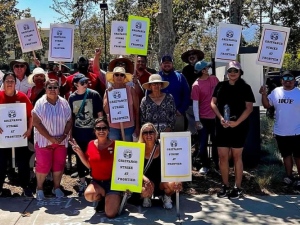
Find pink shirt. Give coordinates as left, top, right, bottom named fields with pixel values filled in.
left=191, top=76, right=219, bottom=119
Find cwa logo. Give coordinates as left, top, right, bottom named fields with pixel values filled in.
left=23, top=24, right=30, bottom=30
left=226, top=30, right=234, bottom=38
left=117, top=26, right=124, bottom=32
left=8, top=110, right=16, bottom=118
left=113, top=90, right=121, bottom=99
left=123, top=149, right=132, bottom=159
left=135, top=22, right=142, bottom=29
left=57, top=30, right=63, bottom=35
left=170, top=140, right=178, bottom=147
left=270, top=32, right=279, bottom=40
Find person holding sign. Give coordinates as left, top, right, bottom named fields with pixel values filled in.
left=0, top=59, right=32, bottom=95
left=211, top=61, right=255, bottom=199
left=140, top=74, right=176, bottom=134
left=69, top=117, right=121, bottom=218
left=137, top=123, right=182, bottom=209
left=69, top=74, right=104, bottom=196
left=32, top=79, right=72, bottom=200
left=260, top=71, right=300, bottom=186
left=0, top=72, right=33, bottom=197
left=103, top=67, right=140, bottom=141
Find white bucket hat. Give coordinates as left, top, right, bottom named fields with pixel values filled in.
left=142, top=74, right=169, bottom=90
left=28, top=67, right=48, bottom=85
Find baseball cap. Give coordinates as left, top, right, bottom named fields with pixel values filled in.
left=72, top=73, right=89, bottom=83
left=228, top=61, right=242, bottom=70
left=161, top=55, right=173, bottom=63
left=281, top=70, right=295, bottom=77
left=194, top=61, right=211, bottom=73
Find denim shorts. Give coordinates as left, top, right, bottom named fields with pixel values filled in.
left=108, top=126, right=135, bottom=141
left=91, top=179, right=121, bottom=196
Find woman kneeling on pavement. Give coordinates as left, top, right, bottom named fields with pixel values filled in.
left=138, top=123, right=182, bottom=209
left=211, top=61, right=255, bottom=199
left=69, top=117, right=121, bottom=218
left=32, top=79, right=72, bottom=200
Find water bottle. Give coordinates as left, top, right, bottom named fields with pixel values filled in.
left=224, top=104, right=230, bottom=122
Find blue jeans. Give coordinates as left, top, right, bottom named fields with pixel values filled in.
left=109, top=126, right=135, bottom=141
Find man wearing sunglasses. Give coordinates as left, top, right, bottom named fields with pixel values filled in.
left=260, top=70, right=300, bottom=187
left=0, top=59, right=32, bottom=94
left=68, top=73, right=104, bottom=196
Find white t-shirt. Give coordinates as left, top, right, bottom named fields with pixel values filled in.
left=268, top=87, right=300, bottom=135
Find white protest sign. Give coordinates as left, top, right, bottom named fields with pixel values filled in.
left=215, top=23, right=242, bottom=63
left=256, top=25, right=290, bottom=68
left=0, top=70, right=4, bottom=86
left=111, top=141, right=145, bottom=193
left=160, top=132, right=192, bottom=182
left=14, top=17, right=43, bottom=53
left=0, top=103, right=27, bottom=148
left=48, top=23, right=75, bottom=62
left=110, top=21, right=129, bottom=55
left=107, top=88, right=130, bottom=123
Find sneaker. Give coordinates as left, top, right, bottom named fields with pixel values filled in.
left=95, top=198, right=105, bottom=213
left=142, top=197, right=152, bottom=208
left=217, top=185, right=230, bottom=198
left=162, top=194, right=172, bottom=209
left=23, top=187, right=33, bottom=197
left=36, top=190, right=45, bottom=201
left=78, top=181, right=87, bottom=196
left=228, top=187, right=243, bottom=199
left=284, top=176, right=294, bottom=185
left=294, top=180, right=300, bottom=186
left=199, top=167, right=209, bottom=175
left=52, top=188, right=64, bottom=198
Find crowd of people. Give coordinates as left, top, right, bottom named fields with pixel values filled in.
left=0, top=47, right=299, bottom=219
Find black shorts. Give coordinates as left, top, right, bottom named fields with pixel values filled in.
left=275, top=135, right=300, bottom=158
left=92, top=179, right=121, bottom=196
left=216, top=120, right=249, bottom=149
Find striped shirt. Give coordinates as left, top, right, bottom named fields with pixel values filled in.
left=32, top=95, right=71, bottom=147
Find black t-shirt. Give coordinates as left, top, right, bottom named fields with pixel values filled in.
left=213, top=80, right=255, bottom=121
left=69, top=88, right=103, bottom=141
left=182, top=64, right=198, bottom=105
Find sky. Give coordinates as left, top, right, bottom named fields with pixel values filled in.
left=17, top=0, right=60, bottom=27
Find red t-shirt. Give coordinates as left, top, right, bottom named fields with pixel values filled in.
left=85, top=140, right=115, bottom=181
left=136, top=69, right=151, bottom=85
left=0, top=90, right=33, bottom=121
left=48, top=72, right=67, bottom=86
left=64, top=72, right=103, bottom=99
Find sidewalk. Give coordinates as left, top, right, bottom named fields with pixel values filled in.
left=1, top=194, right=300, bottom=225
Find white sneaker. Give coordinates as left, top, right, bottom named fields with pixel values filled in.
left=142, top=197, right=152, bottom=208
left=162, top=194, right=172, bottom=209
left=52, top=188, right=64, bottom=198
left=199, top=167, right=209, bottom=175
left=78, top=181, right=87, bottom=196
left=36, top=190, right=45, bottom=201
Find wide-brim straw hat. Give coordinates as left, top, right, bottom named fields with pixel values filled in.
left=10, top=59, right=31, bottom=76
left=181, top=49, right=204, bottom=63
left=28, top=67, right=49, bottom=85
left=108, top=56, right=134, bottom=74
left=142, top=74, right=169, bottom=90
left=106, top=67, right=132, bottom=84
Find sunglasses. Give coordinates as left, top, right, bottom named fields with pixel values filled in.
left=80, top=80, right=88, bottom=85
left=94, top=126, right=108, bottom=131
left=47, top=86, right=59, bottom=90
left=114, top=73, right=125, bottom=77
left=116, top=62, right=126, bottom=66
left=142, top=130, right=155, bottom=135
left=227, top=68, right=239, bottom=73
left=14, top=64, right=26, bottom=68
left=282, top=76, right=294, bottom=81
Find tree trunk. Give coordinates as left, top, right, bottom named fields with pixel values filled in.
left=156, top=0, right=176, bottom=61
left=229, top=0, right=243, bottom=25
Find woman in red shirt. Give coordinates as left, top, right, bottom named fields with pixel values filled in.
left=69, top=117, right=121, bottom=218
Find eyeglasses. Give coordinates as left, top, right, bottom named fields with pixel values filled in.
left=116, top=62, right=126, bottom=66
left=47, top=86, right=59, bottom=90
left=14, top=64, right=25, bottom=69
left=282, top=76, right=294, bottom=81
left=4, top=80, right=15, bottom=84
left=114, top=73, right=125, bottom=77
left=142, top=130, right=155, bottom=135
left=151, top=83, right=161, bottom=86
left=227, top=68, right=239, bottom=73
left=94, top=126, right=108, bottom=131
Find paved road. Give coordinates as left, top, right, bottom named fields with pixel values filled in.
left=1, top=194, right=300, bottom=225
